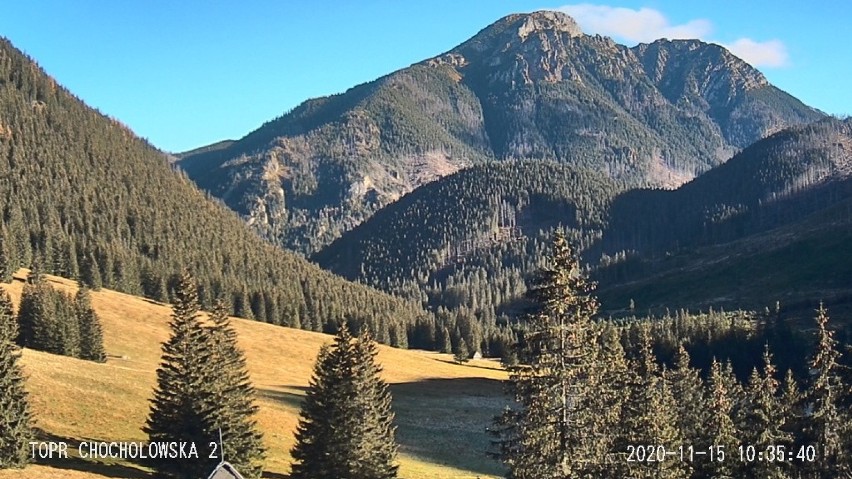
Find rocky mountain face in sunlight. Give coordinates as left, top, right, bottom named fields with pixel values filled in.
left=178, top=11, right=822, bottom=255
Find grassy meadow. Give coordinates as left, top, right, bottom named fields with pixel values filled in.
left=0, top=270, right=507, bottom=479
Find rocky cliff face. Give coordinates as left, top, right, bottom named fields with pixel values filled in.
left=178, top=11, right=823, bottom=255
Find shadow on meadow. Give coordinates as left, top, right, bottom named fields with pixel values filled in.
left=259, top=376, right=507, bottom=478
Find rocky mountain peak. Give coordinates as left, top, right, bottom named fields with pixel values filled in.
left=453, top=11, right=583, bottom=56
left=515, top=11, right=583, bottom=40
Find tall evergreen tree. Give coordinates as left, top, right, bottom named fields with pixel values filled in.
left=55, top=290, right=80, bottom=358
left=779, top=369, right=803, bottom=432
left=144, top=271, right=218, bottom=479
left=621, top=326, right=688, bottom=479
left=0, top=234, right=13, bottom=283
left=290, top=324, right=398, bottom=479
left=700, top=358, right=741, bottom=479
left=738, top=346, right=790, bottom=479
left=75, top=286, right=106, bottom=362
left=0, top=289, right=33, bottom=468
left=78, top=251, right=102, bottom=291
left=593, top=324, right=630, bottom=478
left=664, top=345, right=706, bottom=450
left=207, top=299, right=265, bottom=478
left=439, top=327, right=452, bottom=354
left=453, top=337, right=470, bottom=364
left=492, top=230, right=600, bottom=478
left=805, top=304, right=846, bottom=478
left=351, top=330, right=398, bottom=478
left=16, top=280, right=47, bottom=349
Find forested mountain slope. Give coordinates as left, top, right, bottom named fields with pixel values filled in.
left=314, top=161, right=619, bottom=290
left=178, top=11, right=821, bottom=254
left=316, top=118, right=852, bottom=324
left=597, top=118, right=852, bottom=312
left=313, top=161, right=624, bottom=355
left=604, top=118, right=852, bottom=256
left=0, top=38, right=427, bottom=345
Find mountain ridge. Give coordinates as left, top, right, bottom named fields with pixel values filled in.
left=178, top=11, right=822, bottom=255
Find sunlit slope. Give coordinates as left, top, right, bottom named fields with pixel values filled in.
left=0, top=270, right=507, bottom=479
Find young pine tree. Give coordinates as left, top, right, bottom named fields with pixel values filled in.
left=0, top=289, right=34, bottom=469
left=207, top=299, right=265, bottom=478
left=492, top=230, right=601, bottom=478
left=144, top=271, right=218, bottom=479
left=75, top=286, right=106, bottom=362
left=290, top=324, right=398, bottom=479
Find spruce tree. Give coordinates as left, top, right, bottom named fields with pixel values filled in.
left=738, top=346, right=790, bottom=479
left=207, top=299, right=265, bottom=478
left=0, top=234, right=12, bottom=283
left=351, top=330, right=398, bottom=478
left=75, top=287, right=106, bottom=362
left=16, top=277, right=77, bottom=356
left=55, top=290, right=80, bottom=358
left=290, top=324, right=399, bottom=479
left=144, top=271, right=218, bottom=479
left=621, top=326, right=687, bottom=479
left=592, top=324, right=630, bottom=478
left=664, top=345, right=706, bottom=449
left=439, top=327, right=452, bottom=354
left=492, top=230, right=600, bottom=478
left=79, top=251, right=102, bottom=291
left=805, top=304, right=845, bottom=478
left=16, top=280, right=47, bottom=349
left=700, top=358, right=740, bottom=479
left=779, top=369, right=805, bottom=451
left=0, top=289, right=33, bottom=468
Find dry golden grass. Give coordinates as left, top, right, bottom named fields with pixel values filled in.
left=0, top=270, right=507, bottom=478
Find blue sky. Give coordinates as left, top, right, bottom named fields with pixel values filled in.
left=1, top=1, right=848, bottom=152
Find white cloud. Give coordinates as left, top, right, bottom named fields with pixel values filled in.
left=554, top=4, right=789, bottom=68
left=556, top=4, right=711, bottom=43
left=720, top=38, right=789, bottom=68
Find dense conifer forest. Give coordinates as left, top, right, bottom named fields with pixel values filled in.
left=492, top=232, right=852, bottom=478
left=0, top=38, right=428, bottom=347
